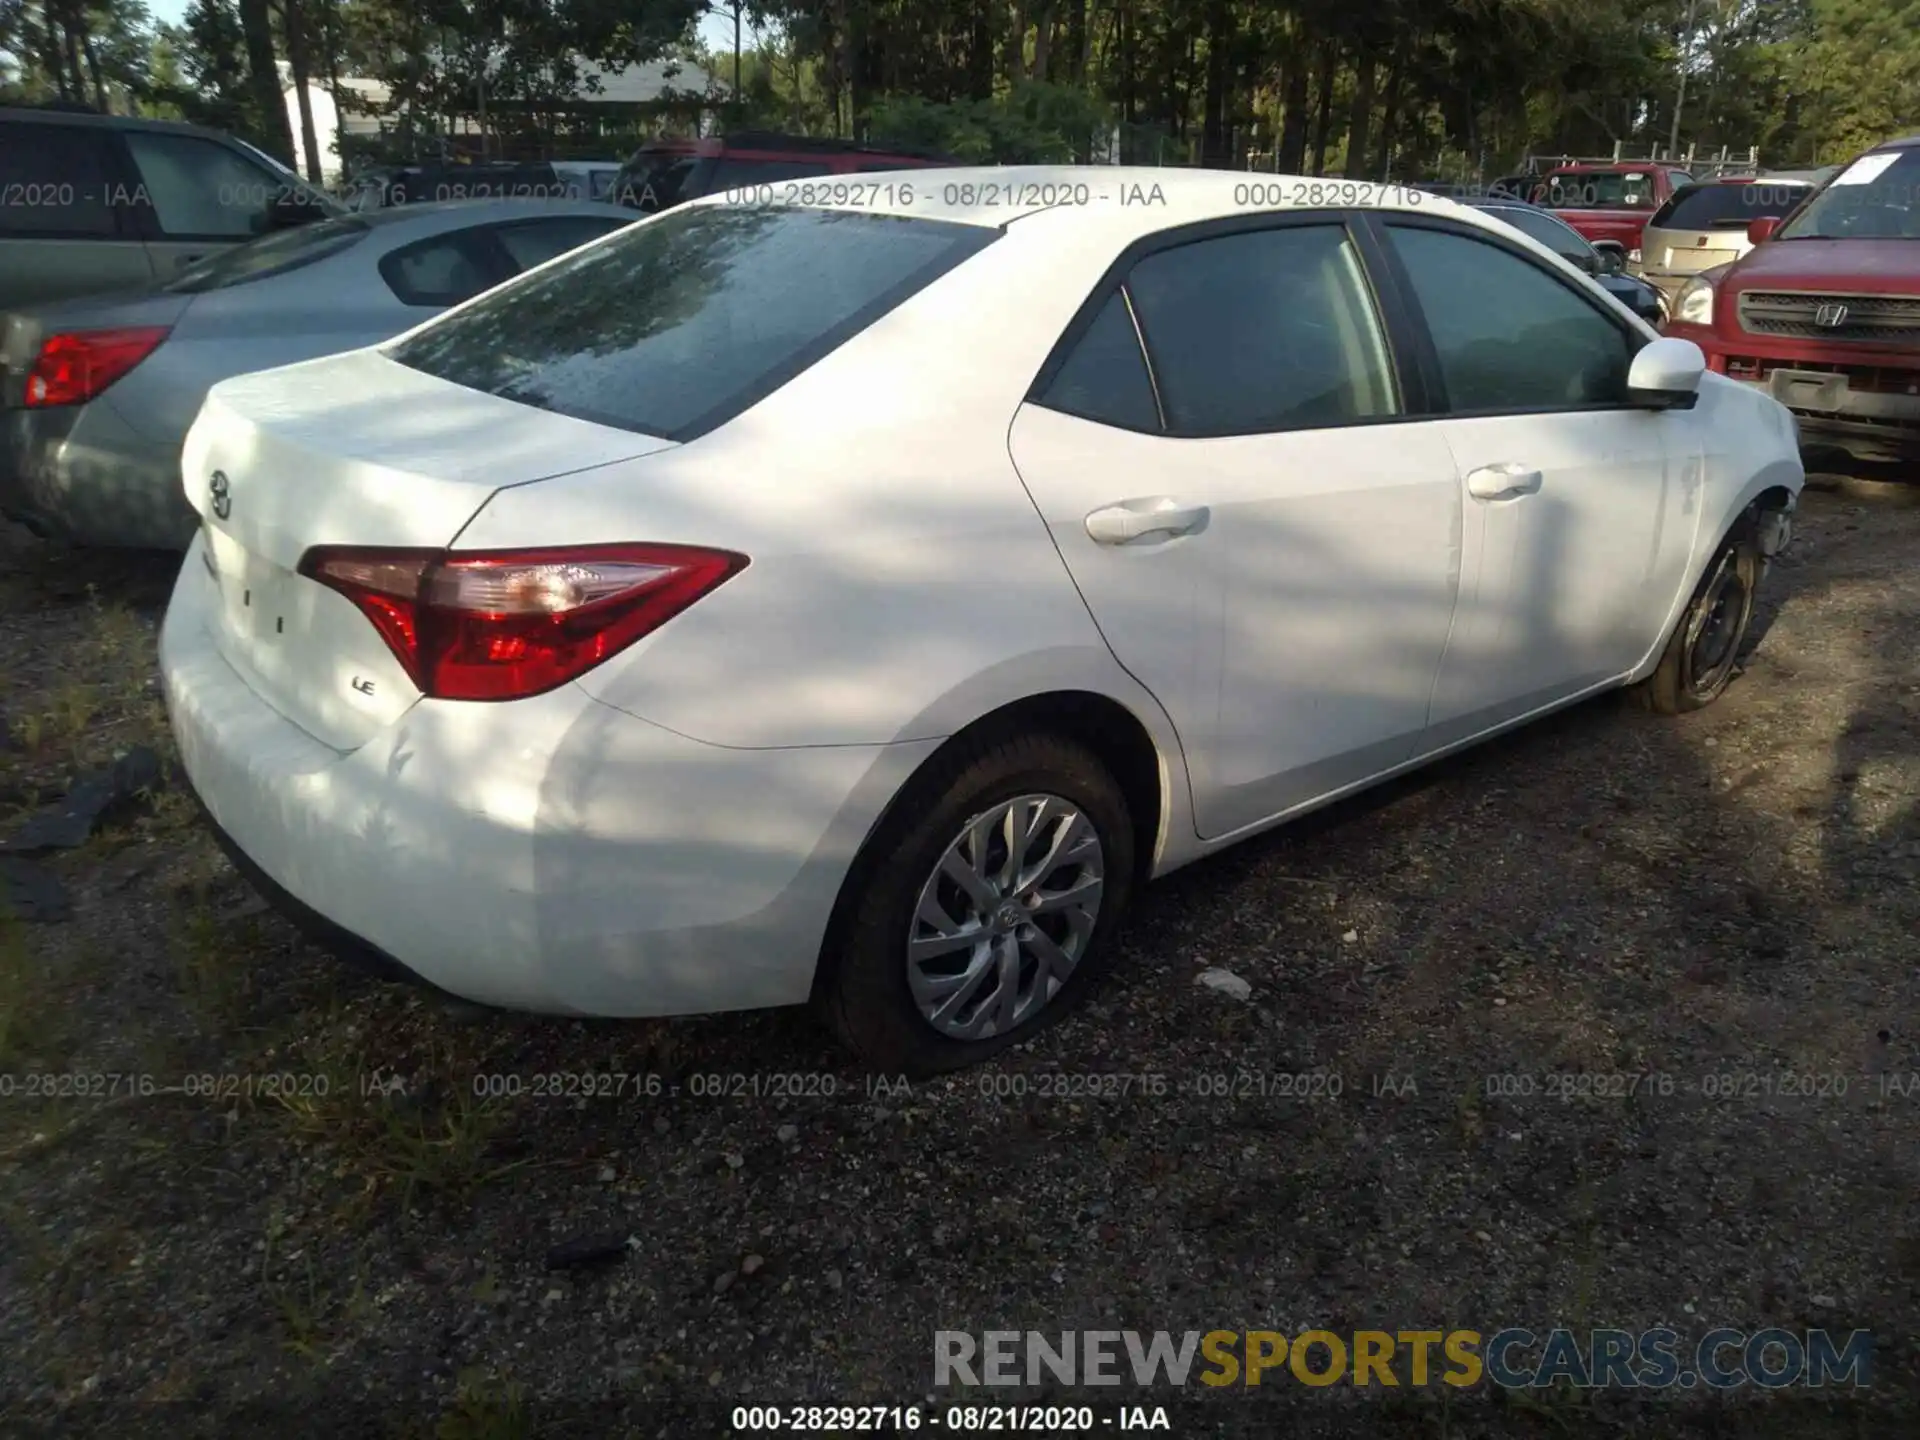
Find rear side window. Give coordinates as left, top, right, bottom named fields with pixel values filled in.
left=165, top=216, right=370, bottom=292
left=1652, top=182, right=1811, bottom=230
left=493, top=216, right=628, bottom=271
left=1124, top=225, right=1398, bottom=436
left=1038, top=291, right=1161, bottom=432
left=0, top=122, right=120, bottom=236
left=380, top=231, right=501, bottom=307
left=387, top=205, right=998, bottom=439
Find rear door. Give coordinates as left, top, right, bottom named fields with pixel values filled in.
left=0, top=118, right=155, bottom=307
left=1008, top=215, right=1465, bottom=840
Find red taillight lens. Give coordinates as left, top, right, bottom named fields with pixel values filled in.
left=298, top=544, right=748, bottom=702
left=24, top=326, right=171, bottom=408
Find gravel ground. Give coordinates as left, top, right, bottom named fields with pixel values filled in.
left=0, top=479, right=1916, bottom=1439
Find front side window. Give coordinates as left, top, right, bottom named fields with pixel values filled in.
left=387, top=205, right=997, bottom=439
left=1122, top=224, right=1398, bottom=436
left=1388, top=224, right=1633, bottom=412
left=1038, top=291, right=1161, bottom=432
left=1778, top=148, right=1920, bottom=240
left=122, top=131, right=295, bottom=239
left=0, top=122, right=120, bottom=236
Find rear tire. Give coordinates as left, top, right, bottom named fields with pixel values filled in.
left=1634, top=521, right=1761, bottom=715
left=815, top=732, right=1135, bottom=1076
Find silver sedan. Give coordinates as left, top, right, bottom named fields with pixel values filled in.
left=1, top=198, right=637, bottom=550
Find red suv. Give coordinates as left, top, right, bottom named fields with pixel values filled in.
left=610, top=131, right=956, bottom=212
left=1662, top=134, right=1920, bottom=470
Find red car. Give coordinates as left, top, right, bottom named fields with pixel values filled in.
left=1534, top=162, right=1696, bottom=257
left=1662, top=133, right=1920, bottom=470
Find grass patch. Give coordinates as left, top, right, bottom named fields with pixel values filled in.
left=171, top=886, right=262, bottom=1024
left=432, top=1369, right=531, bottom=1440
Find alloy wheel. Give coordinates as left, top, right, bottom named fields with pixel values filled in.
left=905, top=793, right=1106, bottom=1040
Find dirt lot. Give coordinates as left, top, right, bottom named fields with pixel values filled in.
left=1, top=481, right=1917, bottom=1438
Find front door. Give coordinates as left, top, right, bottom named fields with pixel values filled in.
left=1372, top=216, right=1700, bottom=751
left=1009, top=217, right=1465, bottom=840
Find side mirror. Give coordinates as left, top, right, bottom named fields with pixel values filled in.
left=1627, top=336, right=1707, bottom=409
left=1746, top=216, right=1779, bottom=245
left=1591, top=241, right=1627, bottom=274
left=268, top=193, right=332, bottom=230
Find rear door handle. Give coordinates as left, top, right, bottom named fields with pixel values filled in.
left=1465, top=463, right=1543, bottom=501
left=1084, top=497, right=1210, bottom=545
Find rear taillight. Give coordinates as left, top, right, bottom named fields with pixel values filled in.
left=298, top=544, right=747, bottom=702
left=24, top=326, right=171, bottom=408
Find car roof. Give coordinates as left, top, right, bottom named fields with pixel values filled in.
left=0, top=104, right=242, bottom=146
left=1875, top=133, right=1920, bottom=151
left=682, top=164, right=1495, bottom=241
left=354, top=197, right=638, bottom=232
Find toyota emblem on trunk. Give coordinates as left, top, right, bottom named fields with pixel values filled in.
left=208, top=470, right=231, bottom=520
left=1813, top=303, right=1850, bottom=328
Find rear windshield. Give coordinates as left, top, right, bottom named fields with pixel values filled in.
left=1541, top=170, right=1655, bottom=208
left=1651, top=182, right=1810, bottom=230
left=386, top=203, right=997, bottom=440
left=1779, top=147, right=1920, bottom=240
left=164, top=216, right=370, bottom=293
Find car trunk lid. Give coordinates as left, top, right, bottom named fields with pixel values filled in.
left=184, top=347, right=676, bottom=750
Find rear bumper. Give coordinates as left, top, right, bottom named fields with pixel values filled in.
left=0, top=397, right=197, bottom=549
left=1666, top=322, right=1920, bottom=466
left=158, top=537, right=936, bottom=1017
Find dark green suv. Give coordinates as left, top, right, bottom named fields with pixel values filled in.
left=0, top=103, right=341, bottom=309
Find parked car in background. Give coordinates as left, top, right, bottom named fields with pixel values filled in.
left=550, top=161, right=625, bottom=202
left=158, top=170, right=1800, bottom=1074
left=1636, top=177, right=1814, bottom=309
left=1662, top=133, right=1920, bottom=471
left=343, top=161, right=594, bottom=211
left=1, top=199, right=635, bottom=549
left=610, top=131, right=958, bottom=211
left=1536, top=162, right=1695, bottom=258
left=1472, top=200, right=1666, bottom=323
left=0, top=103, right=342, bottom=309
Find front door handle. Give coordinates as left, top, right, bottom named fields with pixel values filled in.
left=1465, top=463, right=1543, bottom=501
left=1084, top=497, right=1210, bottom=545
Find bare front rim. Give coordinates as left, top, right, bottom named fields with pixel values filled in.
left=907, top=794, right=1106, bottom=1040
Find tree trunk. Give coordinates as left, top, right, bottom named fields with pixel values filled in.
left=1031, top=1, right=1056, bottom=82
left=82, top=29, right=109, bottom=112
left=1199, top=0, right=1233, bottom=166
left=967, top=0, right=994, bottom=100
left=1308, top=41, right=1336, bottom=176
left=60, top=12, right=86, bottom=100
left=1119, top=0, right=1134, bottom=126
left=1277, top=42, right=1309, bottom=172
left=1342, top=49, right=1377, bottom=178
left=280, top=0, right=325, bottom=183
left=1066, top=0, right=1088, bottom=82
left=1371, top=45, right=1405, bottom=179
left=237, top=0, right=295, bottom=164
left=1008, top=0, right=1028, bottom=83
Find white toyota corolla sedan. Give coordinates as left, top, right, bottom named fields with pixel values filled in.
left=159, top=168, right=1804, bottom=1073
